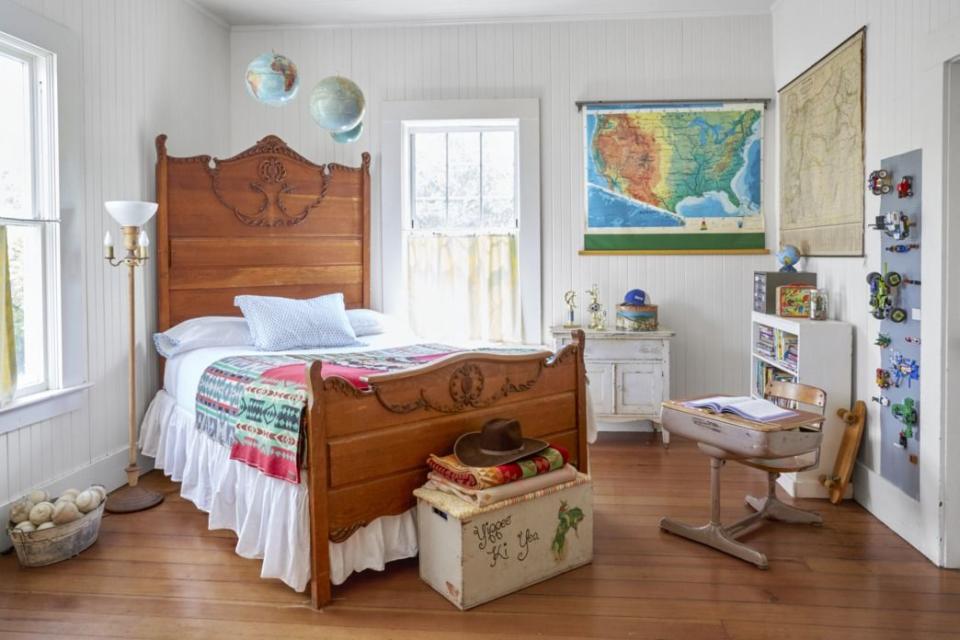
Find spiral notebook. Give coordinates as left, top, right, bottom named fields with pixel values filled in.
left=684, top=396, right=796, bottom=423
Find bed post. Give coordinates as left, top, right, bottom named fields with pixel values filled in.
left=573, top=329, right=589, bottom=473
left=360, top=152, right=371, bottom=309
left=155, top=134, right=171, bottom=333
left=306, top=361, right=332, bottom=608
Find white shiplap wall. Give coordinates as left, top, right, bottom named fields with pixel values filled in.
left=0, top=0, right=229, bottom=520
left=229, top=15, right=775, bottom=400
left=772, top=0, right=960, bottom=564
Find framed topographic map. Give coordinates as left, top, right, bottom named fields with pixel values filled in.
left=582, top=100, right=766, bottom=253
left=779, top=28, right=865, bottom=256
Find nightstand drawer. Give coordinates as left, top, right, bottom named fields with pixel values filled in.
left=584, top=339, right=664, bottom=362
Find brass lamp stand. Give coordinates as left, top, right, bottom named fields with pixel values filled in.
left=103, top=201, right=164, bottom=513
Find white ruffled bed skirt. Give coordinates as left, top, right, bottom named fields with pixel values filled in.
left=138, top=390, right=418, bottom=591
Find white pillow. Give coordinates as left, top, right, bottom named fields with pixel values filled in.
left=347, top=309, right=390, bottom=337
left=235, top=293, right=361, bottom=350
left=153, top=316, right=253, bottom=358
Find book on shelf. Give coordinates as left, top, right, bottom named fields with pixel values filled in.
left=685, top=396, right=797, bottom=423
left=755, top=359, right=797, bottom=397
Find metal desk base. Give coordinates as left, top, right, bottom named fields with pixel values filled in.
left=659, top=453, right=822, bottom=568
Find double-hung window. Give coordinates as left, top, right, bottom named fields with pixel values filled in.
left=404, top=121, right=523, bottom=343
left=0, top=33, right=60, bottom=402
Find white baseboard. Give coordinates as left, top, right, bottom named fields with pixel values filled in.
left=777, top=471, right=853, bottom=500
left=0, top=447, right=155, bottom=551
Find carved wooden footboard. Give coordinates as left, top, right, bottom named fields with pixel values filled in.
left=305, top=331, right=589, bottom=607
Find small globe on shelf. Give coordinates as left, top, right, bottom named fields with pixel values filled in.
left=245, top=52, right=300, bottom=107
left=309, top=76, right=366, bottom=133
left=330, top=120, right=363, bottom=144
left=776, top=244, right=802, bottom=272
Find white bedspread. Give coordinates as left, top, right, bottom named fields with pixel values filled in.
left=139, top=330, right=596, bottom=592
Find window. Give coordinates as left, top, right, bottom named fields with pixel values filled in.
left=403, top=120, right=523, bottom=343
left=382, top=100, right=541, bottom=345
left=0, top=33, right=59, bottom=401
left=411, top=126, right=518, bottom=232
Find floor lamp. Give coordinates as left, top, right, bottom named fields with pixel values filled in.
left=103, top=200, right=164, bottom=513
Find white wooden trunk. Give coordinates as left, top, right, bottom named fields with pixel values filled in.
left=415, top=475, right=593, bottom=610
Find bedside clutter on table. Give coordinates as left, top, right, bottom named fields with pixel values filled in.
left=416, top=419, right=593, bottom=610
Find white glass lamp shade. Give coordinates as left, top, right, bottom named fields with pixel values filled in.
left=104, top=200, right=157, bottom=227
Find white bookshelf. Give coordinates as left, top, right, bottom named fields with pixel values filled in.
left=750, top=311, right=854, bottom=499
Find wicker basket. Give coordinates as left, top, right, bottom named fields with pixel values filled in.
left=7, top=502, right=105, bottom=567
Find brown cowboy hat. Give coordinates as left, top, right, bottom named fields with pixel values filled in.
left=454, top=418, right=548, bottom=468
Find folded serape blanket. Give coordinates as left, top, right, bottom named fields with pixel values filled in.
left=425, top=464, right=578, bottom=507
left=195, top=344, right=460, bottom=484
left=426, top=444, right=569, bottom=489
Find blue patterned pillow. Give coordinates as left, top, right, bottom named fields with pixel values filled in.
left=234, top=293, right=361, bottom=350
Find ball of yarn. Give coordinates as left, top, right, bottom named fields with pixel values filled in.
left=9, top=499, right=33, bottom=524
left=29, top=501, right=55, bottom=525
left=27, top=490, right=49, bottom=504
left=75, top=489, right=102, bottom=514
left=36, top=522, right=55, bottom=531
left=89, top=485, right=107, bottom=502
left=14, top=521, right=36, bottom=533
left=52, top=501, right=81, bottom=525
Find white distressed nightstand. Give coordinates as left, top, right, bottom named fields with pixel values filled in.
left=551, top=326, right=674, bottom=445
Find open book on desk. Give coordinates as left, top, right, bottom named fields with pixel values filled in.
left=684, top=396, right=797, bottom=423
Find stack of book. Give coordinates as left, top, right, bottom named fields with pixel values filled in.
left=776, top=331, right=799, bottom=370
left=755, top=325, right=776, bottom=359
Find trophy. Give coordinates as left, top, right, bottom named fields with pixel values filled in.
left=586, top=284, right=606, bottom=331
left=563, top=290, right=579, bottom=327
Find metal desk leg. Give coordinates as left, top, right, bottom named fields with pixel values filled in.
left=745, top=473, right=823, bottom=525
left=659, top=456, right=769, bottom=569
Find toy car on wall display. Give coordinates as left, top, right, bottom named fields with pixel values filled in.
left=869, top=211, right=911, bottom=240
left=867, top=169, right=892, bottom=195
left=867, top=271, right=908, bottom=323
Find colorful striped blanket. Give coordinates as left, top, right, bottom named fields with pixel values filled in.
left=195, top=344, right=460, bottom=483
left=426, top=445, right=570, bottom=489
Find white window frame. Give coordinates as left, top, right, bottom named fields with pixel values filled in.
left=0, top=3, right=88, bottom=434
left=382, top=99, right=542, bottom=343
left=0, top=34, right=61, bottom=400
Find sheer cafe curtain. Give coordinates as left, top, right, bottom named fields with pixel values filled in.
left=0, top=225, right=17, bottom=404
left=407, top=233, right=522, bottom=344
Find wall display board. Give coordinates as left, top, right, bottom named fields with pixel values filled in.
left=581, top=100, right=766, bottom=253
left=779, top=29, right=864, bottom=256
left=869, top=149, right=922, bottom=500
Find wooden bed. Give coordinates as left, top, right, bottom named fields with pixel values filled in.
left=154, top=134, right=589, bottom=608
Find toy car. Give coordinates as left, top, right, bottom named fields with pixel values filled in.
left=869, top=211, right=910, bottom=240
left=867, top=271, right=908, bottom=322
left=867, top=169, right=892, bottom=195
left=876, top=368, right=891, bottom=389
left=886, top=243, right=919, bottom=253
left=872, top=395, right=891, bottom=407
left=892, top=397, right=918, bottom=427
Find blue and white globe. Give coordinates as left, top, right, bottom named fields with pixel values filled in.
left=309, top=76, right=365, bottom=132
left=245, top=53, right=299, bottom=106
left=776, top=244, right=802, bottom=272
left=330, top=120, right=363, bottom=144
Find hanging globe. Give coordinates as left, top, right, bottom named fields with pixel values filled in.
left=330, top=120, right=363, bottom=144
left=309, top=76, right=365, bottom=132
left=245, top=52, right=299, bottom=106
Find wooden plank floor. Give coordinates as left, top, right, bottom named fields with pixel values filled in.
left=1, top=432, right=958, bottom=639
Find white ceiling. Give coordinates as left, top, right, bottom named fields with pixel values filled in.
left=194, top=0, right=775, bottom=28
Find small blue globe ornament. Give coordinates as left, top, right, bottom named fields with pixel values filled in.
left=624, top=289, right=647, bottom=306
left=330, top=120, right=363, bottom=144
left=309, top=76, right=366, bottom=133
left=245, top=53, right=299, bottom=106
left=776, top=244, right=802, bottom=273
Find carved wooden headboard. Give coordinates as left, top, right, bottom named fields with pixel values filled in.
left=154, top=134, right=371, bottom=331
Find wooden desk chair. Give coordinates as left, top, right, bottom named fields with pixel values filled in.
left=741, top=380, right=826, bottom=526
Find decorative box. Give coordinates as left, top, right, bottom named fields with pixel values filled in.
left=414, top=474, right=593, bottom=610
left=776, top=284, right=818, bottom=317
left=753, top=271, right=817, bottom=314
left=615, top=304, right=658, bottom=331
